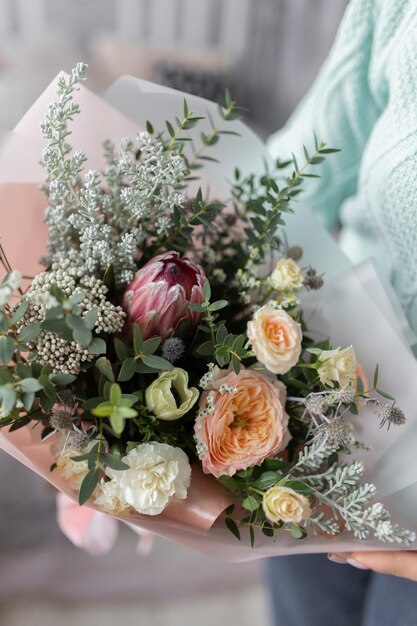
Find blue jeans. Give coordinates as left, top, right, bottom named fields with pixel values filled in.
left=265, top=555, right=417, bottom=626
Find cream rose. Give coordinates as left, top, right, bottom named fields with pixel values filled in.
left=263, top=485, right=311, bottom=524
left=269, top=258, right=303, bottom=291
left=146, top=368, right=199, bottom=421
left=103, top=442, right=191, bottom=515
left=247, top=305, right=302, bottom=375
left=316, top=346, right=357, bottom=389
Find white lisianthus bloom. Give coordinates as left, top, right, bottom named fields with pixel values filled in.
left=316, top=346, right=357, bottom=389
left=269, top=258, right=303, bottom=292
left=104, top=442, right=192, bottom=516
left=263, top=485, right=311, bottom=524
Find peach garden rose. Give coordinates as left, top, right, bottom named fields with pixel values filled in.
left=194, top=368, right=291, bottom=478
left=247, top=304, right=303, bottom=375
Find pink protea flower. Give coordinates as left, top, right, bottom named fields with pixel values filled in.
left=123, top=251, right=206, bottom=339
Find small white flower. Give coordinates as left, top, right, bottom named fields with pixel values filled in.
left=55, top=436, right=97, bottom=491
left=103, top=442, right=192, bottom=516
left=7, top=271, right=22, bottom=290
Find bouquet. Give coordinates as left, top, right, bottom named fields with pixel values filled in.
left=0, top=64, right=415, bottom=558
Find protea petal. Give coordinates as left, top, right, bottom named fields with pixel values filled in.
left=123, top=251, right=206, bottom=339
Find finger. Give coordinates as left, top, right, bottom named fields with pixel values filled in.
left=349, top=551, right=417, bottom=581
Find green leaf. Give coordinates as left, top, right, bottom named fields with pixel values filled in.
left=231, top=356, right=241, bottom=375
left=242, top=495, right=259, bottom=513
left=22, top=391, right=35, bottom=412
left=208, top=300, right=228, bottom=312
left=225, top=517, right=240, bottom=541
left=189, top=303, right=205, bottom=312
left=118, top=358, right=136, bottom=382
left=356, top=376, right=364, bottom=394
left=40, top=392, right=54, bottom=413
left=49, top=373, right=77, bottom=386
left=253, top=471, right=282, bottom=491
left=95, top=357, right=115, bottom=382
left=19, top=378, right=42, bottom=393
left=109, top=383, right=122, bottom=406
left=78, top=468, right=100, bottom=505
left=91, top=402, right=113, bottom=417
left=41, top=319, right=73, bottom=341
left=0, top=385, right=16, bottom=412
left=110, top=411, right=125, bottom=435
left=117, top=406, right=137, bottom=418
left=249, top=525, right=255, bottom=548
left=196, top=341, right=215, bottom=356
left=68, top=291, right=86, bottom=307
left=82, top=397, right=104, bottom=410
left=67, top=315, right=92, bottom=346
left=0, top=335, right=15, bottom=364
left=203, top=281, right=211, bottom=301
left=10, top=302, right=28, bottom=325
left=376, top=388, right=395, bottom=401
left=142, top=337, right=161, bottom=355
left=114, top=338, right=128, bottom=362
left=83, top=308, right=98, bottom=330
left=289, top=523, right=307, bottom=540
left=217, top=475, right=241, bottom=491
left=146, top=120, right=154, bottom=134
left=100, top=452, right=129, bottom=471
left=103, top=264, right=115, bottom=290
left=373, top=364, right=379, bottom=388
left=8, top=415, right=31, bottom=432
left=141, top=355, right=173, bottom=371
left=88, top=337, right=106, bottom=355
left=261, top=458, right=287, bottom=472
left=284, top=480, right=312, bottom=495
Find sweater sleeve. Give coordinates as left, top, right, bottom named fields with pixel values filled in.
left=267, top=0, right=379, bottom=228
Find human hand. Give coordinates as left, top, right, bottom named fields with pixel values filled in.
left=328, top=551, right=417, bottom=582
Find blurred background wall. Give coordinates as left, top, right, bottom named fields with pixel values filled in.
left=0, top=1, right=347, bottom=625
left=0, top=0, right=348, bottom=133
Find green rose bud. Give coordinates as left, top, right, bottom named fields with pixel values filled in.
left=145, top=368, right=199, bottom=421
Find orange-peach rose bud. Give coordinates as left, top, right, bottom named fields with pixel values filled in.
left=247, top=305, right=302, bottom=375
left=194, top=368, right=291, bottom=478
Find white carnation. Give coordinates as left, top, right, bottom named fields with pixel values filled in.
left=103, top=442, right=192, bottom=516
left=94, top=478, right=130, bottom=515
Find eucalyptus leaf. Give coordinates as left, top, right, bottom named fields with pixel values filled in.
left=0, top=335, right=15, bottom=364
left=79, top=468, right=100, bottom=505
left=118, top=358, right=136, bottom=382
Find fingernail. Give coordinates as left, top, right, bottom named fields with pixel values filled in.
left=347, top=558, right=370, bottom=570
left=328, top=554, right=347, bottom=564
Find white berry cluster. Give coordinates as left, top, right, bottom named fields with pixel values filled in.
left=18, top=261, right=125, bottom=374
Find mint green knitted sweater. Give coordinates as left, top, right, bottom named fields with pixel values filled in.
left=268, top=0, right=417, bottom=335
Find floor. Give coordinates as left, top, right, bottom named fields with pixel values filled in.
left=0, top=584, right=269, bottom=626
